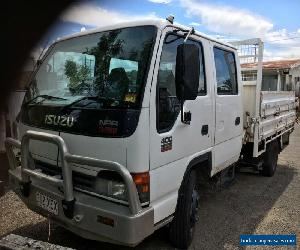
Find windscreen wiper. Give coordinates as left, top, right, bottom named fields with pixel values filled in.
left=56, top=95, right=132, bottom=116
left=24, top=94, right=67, bottom=106
left=57, top=96, right=113, bottom=115
left=60, top=96, right=104, bottom=109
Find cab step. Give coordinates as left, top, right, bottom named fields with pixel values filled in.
left=210, top=164, right=236, bottom=190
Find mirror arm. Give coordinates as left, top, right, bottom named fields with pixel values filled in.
left=180, top=99, right=184, bottom=123
left=183, top=27, right=195, bottom=43
left=180, top=84, right=186, bottom=124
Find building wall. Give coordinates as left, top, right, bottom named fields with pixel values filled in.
left=261, top=66, right=300, bottom=92
left=289, top=65, right=300, bottom=96
left=261, top=69, right=280, bottom=91
left=262, top=74, right=277, bottom=91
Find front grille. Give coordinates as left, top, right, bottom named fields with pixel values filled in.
left=35, top=160, right=60, bottom=176
left=34, top=160, right=96, bottom=192
left=73, top=171, right=95, bottom=191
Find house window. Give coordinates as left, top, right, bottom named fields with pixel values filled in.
left=242, top=70, right=257, bottom=81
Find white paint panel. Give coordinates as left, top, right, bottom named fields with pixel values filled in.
left=242, top=85, right=256, bottom=126
left=126, top=108, right=150, bottom=173
left=215, top=96, right=242, bottom=144
left=212, top=135, right=242, bottom=176
left=59, top=132, right=127, bottom=167
left=150, top=149, right=212, bottom=223
left=151, top=191, right=178, bottom=224
left=19, top=123, right=59, bottom=165
left=150, top=157, right=187, bottom=205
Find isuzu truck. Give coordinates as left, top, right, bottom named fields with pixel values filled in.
left=5, top=17, right=296, bottom=248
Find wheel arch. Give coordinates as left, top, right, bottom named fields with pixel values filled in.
left=179, top=151, right=212, bottom=193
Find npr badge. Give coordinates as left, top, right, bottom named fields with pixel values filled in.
left=98, top=119, right=118, bottom=136
left=161, top=136, right=172, bottom=152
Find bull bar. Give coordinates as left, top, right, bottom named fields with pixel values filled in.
left=5, top=130, right=142, bottom=217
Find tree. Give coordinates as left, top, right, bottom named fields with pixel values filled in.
left=64, top=60, right=91, bottom=94
left=85, top=29, right=123, bottom=94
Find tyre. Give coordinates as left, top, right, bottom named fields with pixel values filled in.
left=169, top=170, right=199, bottom=249
left=260, top=141, right=279, bottom=177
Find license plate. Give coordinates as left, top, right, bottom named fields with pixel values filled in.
left=36, top=192, right=58, bottom=215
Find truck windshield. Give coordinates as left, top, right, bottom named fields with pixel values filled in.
left=26, top=26, right=156, bottom=109
left=20, top=26, right=156, bottom=137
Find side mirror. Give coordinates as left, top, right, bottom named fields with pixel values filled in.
left=175, top=43, right=200, bottom=124
left=175, top=43, right=200, bottom=101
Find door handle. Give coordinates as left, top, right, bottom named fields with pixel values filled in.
left=201, top=125, right=209, bottom=135
left=235, top=117, right=240, bottom=126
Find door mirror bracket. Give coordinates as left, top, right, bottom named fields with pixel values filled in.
left=181, top=107, right=191, bottom=124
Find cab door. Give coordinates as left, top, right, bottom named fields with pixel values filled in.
left=149, top=30, right=213, bottom=170
left=149, top=29, right=214, bottom=217
left=211, top=44, right=243, bottom=174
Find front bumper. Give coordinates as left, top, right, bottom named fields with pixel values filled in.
left=5, top=131, right=154, bottom=246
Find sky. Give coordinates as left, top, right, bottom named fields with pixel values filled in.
left=35, top=0, right=300, bottom=61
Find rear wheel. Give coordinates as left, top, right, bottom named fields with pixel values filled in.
left=260, top=141, right=279, bottom=177
left=168, top=170, right=199, bottom=249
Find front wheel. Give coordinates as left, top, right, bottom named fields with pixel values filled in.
left=260, top=141, right=279, bottom=177
left=168, top=170, right=199, bottom=249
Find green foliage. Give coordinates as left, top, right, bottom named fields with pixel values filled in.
left=64, top=60, right=91, bottom=94
left=85, top=30, right=123, bottom=93
left=64, top=60, right=77, bottom=79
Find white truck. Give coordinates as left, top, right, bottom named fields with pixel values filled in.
left=5, top=17, right=296, bottom=248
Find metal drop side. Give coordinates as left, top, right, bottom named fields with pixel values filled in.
left=231, top=38, right=296, bottom=157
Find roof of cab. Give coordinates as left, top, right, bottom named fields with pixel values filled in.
left=56, top=18, right=236, bottom=50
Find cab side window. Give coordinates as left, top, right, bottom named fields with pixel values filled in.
left=157, top=34, right=206, bottom=132
left=213, top=47, right=238, bottom=95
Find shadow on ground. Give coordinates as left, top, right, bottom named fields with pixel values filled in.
left=3, top=163, right=296, bottom=250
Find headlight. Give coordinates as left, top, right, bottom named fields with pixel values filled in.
left=94, top=171, right=127, bottom=201
left=94, top=170, right=150, bottom=205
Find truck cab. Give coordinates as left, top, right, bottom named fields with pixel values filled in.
left=6, top=18, right=244, bottom=248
